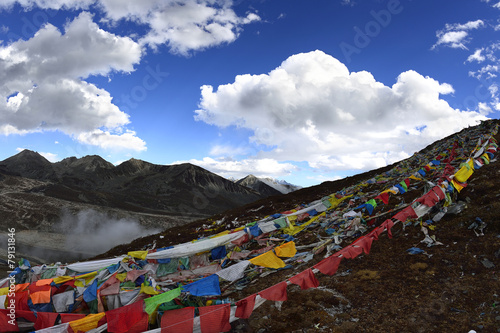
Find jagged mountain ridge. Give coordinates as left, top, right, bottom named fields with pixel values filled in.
left=236, top=175, right=283, bottom=197
left=236, top=174, right=302, bottom=196
left=0, top=151, right=268, bottom=225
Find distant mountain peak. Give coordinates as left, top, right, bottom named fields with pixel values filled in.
left=237, top=175, right=301, bottom=195
left=0, top=149, right=54, bottom=179
left=7, top=149, right=49, bottom=163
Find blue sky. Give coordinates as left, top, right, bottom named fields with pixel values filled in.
left=0, top=0, right=498, bottom=187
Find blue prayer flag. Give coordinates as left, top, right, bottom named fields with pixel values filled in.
left=182, top=274, right=221, bottom=296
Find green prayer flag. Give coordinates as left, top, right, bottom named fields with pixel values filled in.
left=399, top=180, right=408, bottom=191
left=144, top=287, right=182, bottom=315
left=366, top=199, right=377, bottom=208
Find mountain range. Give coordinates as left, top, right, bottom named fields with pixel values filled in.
left=0, top=150, right=302, bottom=233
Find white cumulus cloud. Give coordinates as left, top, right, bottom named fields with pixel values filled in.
left=0, top=0, right=260, bottom=55
left=0, top=12, right=146, bottom=151
left=195, top=50, right=486, bottom=172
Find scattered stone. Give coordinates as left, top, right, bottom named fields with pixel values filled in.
left=450, top=307, right=466, bottom=313
left=481, top=258, right=495, bottom=269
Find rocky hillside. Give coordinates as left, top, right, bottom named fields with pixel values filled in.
left=94, top=119, right=500, bottom=333
left=2, top=119, right=499, bottom=333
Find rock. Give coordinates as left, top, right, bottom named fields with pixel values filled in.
left=496, top=315, right=500, bottom=321
left=481, top=258, right=495, bottom=269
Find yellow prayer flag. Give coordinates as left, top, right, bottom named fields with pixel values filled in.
left=116, top=272, right=127, bottom=282
left=69, top=313, right=106, bottom=332
left=140, top=284, right=159, bottom=295
left=53, top=276, right=74, bottom=284
left=327, top=195, right=353, bottom=210
left=454, top=159, right=474, bottom=183
left=451, top=179, right=466, bottom=192
left=128, top=251, right=148, bottom=260
left=275, top=241, right=297, bottom=258
left=249, top=251, right=286, bottom=269
left=210, top=230, right=231, bottom=238
left=0, top=287, right=8, bottom=296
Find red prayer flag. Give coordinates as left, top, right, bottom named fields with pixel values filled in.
left=161, top=307, right=195, bottom=333
left=381, top=219, right=395, bottom=238
left=258, top=281, right=288, bottom=302
left=15, top=310, right=37, bottom=324
left=235, top=294, right=256, bottom=319
left=393, top=206, right=417, bottom=223
left=432, top=186, right=445, bottom=200
left=353, top=236, right=373, bottom=255
left=231, top=234, right=249, bottom=246
left=313, top=255, right=342, bottom=276
left=367, top=226, right=384, bottom=241
left=199, top=304, right=231, bottom=333
left=107, top=300, right=148, bottom=333
left=0, top=309, right=19, bottom=332
left=375, top=192, right=390, bottom=205
left=404, top=178, right=410, bottom=187
left=289, top=268, right=319, bottom=290
left=338, top=245, right=363, bottom=259
left=60, top=313, right=86, bottom=323
left=125, top=315, right=149, bottom=333
left=34, top=312, right=59, bottom=330
left=11, top=291, right=30, bottom=311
